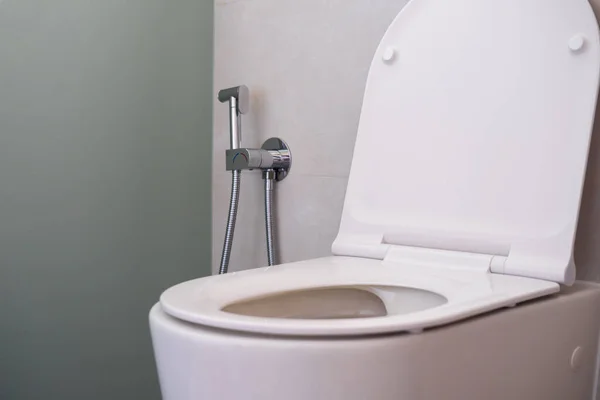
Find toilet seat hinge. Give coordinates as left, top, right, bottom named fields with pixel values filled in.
left=383, top=245, right=506, bottom=273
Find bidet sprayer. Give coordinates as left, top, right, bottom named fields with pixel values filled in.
left=217, top=85, right=290, bottom=274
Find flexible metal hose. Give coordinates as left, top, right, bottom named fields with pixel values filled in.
left=264, top=169, right=277, bottom=266
left=219, top=170, right=241, bottom=274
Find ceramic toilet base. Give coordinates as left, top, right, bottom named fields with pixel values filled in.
left=150, top=282, right=600, bottom=400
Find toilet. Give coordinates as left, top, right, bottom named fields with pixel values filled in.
left=150, top=0, right=600, bottom=399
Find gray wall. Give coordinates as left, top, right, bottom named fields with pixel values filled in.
left=0, top=1, right=213, bottom=399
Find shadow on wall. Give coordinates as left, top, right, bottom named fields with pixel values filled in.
left=576, top=94, right=600, bottom=281
left=575, top=1, right=600, bottom=281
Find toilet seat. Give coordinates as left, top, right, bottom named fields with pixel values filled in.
left=160, top=256, right=558, bottom=336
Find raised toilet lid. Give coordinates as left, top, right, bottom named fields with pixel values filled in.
left=333, top=0, right=600, bottom=284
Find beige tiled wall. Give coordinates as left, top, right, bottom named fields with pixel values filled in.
left=213, top=0, right=409, bottom=272
left=213, top=0, right=600, bottom=286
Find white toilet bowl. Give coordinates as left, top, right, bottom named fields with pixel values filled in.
left=150, top=0, right=600, bottom=398
left=151, top=283, right=600, bottom=400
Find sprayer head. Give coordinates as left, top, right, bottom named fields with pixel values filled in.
left=217, top=85, right=250, bottom=114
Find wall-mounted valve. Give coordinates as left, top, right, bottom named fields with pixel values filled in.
left=225, top=138, right=291, bottom=181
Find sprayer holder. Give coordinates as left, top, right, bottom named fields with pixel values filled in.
left=225, top=138, right=292, bottom=181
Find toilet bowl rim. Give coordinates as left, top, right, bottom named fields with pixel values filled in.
left=159, top=256, right=558, bottom=336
